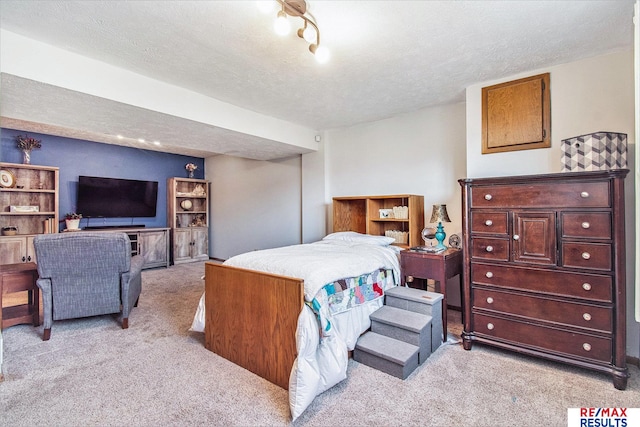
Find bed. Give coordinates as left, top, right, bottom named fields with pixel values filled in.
left=190, top=231, right=402, bottom=419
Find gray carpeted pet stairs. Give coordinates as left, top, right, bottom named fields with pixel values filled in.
left=354, top=286, right=444, bottom=379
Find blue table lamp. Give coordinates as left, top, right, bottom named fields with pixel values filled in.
left=429, top=204, right=451, bottom=251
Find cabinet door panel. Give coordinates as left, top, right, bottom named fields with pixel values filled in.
left=191, top=228, right=209, bottom=260
left=139, top=231, right=168, bottom=268
left=0, top=237, right=28, bottom=264
left=513, top=211, right=556, bottom=265
left=173, top=229, right=193, bottom=263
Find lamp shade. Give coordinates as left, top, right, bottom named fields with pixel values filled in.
left=430, top=204, right=451, bottom=223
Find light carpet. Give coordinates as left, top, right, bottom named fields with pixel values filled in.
left=1, top=261, right=638, bottom=426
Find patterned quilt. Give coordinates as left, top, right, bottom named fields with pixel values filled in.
left=310, top=268, right=395, bottom=332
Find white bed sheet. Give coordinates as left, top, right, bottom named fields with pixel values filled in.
left=190, top=238, right=401, bottom=420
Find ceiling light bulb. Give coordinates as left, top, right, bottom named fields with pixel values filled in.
left=274, top=11, right=290, bottom=36
left=302, top=26, right=316, bottom=43
left=312, top=45, right=330, bottom=64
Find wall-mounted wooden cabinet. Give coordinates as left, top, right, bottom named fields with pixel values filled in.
left=332, top=195, right=425, bottom=249
left=0, top=163, right=59, bottom=265
left=482, top=73, right=550, bottom=154
left=167, top=178, right=209, bottom=264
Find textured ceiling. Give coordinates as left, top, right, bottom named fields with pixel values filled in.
left=0, top=0, right=635, bottom=159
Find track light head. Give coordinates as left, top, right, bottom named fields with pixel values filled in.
left=271, top=0, right=329, bottom=63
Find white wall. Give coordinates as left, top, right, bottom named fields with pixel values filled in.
left=467, top=50, right=638, bottom=358
left=301, top=138, right=327, bottom=244
left=324, top=102, right=467, bottom=236
left=207, top=154, right=302, bottom=260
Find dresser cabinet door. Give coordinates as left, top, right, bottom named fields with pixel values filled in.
left=512, top=211, right=556, bottom=265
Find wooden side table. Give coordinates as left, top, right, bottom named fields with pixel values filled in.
left=0, top=262, right=40, bottom=330
left=400, top=248, right=463, bottom=339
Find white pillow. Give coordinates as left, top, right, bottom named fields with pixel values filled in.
left=322, top=231, right=395, bottom=246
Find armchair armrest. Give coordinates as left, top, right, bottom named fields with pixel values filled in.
left=130, top=254, right=144, bottom=277
left=121, top=255, right=144, bottom=327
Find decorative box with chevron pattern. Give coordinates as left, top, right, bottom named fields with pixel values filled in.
left=561, top=132, right=627, bottom=172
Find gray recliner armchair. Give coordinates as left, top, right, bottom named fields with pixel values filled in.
left=33, top=232, right=143, bottom=341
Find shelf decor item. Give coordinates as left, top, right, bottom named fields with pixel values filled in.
left=185, top=163, right=197, bottom=178
left=0, top=169, right=16, bottom=188
left=2, top=226, right=18, bottom=236
left=429, top=204, right=451, bottom=251
left=64, top=212, right=82, bottom=231
left=15, top=135, right=42, bottom=165
left=561, top=132, right=627, bottom=172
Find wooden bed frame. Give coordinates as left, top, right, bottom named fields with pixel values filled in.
left=204, top=262, right=304, bottom=390
left=203, top=194, right=422, bottom=390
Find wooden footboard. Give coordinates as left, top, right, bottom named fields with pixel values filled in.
left=204, top=262, right=304, bottom=390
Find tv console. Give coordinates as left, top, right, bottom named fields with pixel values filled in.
left=80, top=227, right=170, bottom=269
left=84, top=225, right=146, bottom=230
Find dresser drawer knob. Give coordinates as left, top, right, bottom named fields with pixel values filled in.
left=583, top=313, right=592, bottom=321
left=581, top=222, right=590, bottom=229
left=485, top=220, right=493, bottom=226
left=484, top=194, right=492, bottom=201
left=486, top=297, right=494, bottom=304
left=582, top=283, right=592, bottom=291
left=486, top=246, right=494, bottom=252
left=513, top=234, right=520, bottom=241
left=487, top=323, right=494, bottom=330
left=582, top=343, right=592, bottom=352
left=580, top=191, right=590, bottom=198
left=485, top=272, right=494, bottom=278
left=582, top=252, right=591, bottom=260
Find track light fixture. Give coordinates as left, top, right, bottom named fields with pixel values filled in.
left=263, top=0, right=329, bottom=63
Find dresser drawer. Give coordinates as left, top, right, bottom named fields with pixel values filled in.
left=562, top=242, right=612, bottom=271
left=561, top=212, right=611, bottom=239
left=471, top=237, right=509, bottom=261
left=471, top=211, right=508, bottom=235
left=472, top=313, right=612, bottom=363
left=471, top=262, right=613, bottom=302
left=473, top=288, right=612, bottom=333
left=471, top=181, right=610, bottom=209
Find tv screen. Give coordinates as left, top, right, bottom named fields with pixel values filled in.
left=77, top=176, right=158, bottom=218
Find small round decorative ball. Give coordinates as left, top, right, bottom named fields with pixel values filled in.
left=180, top=199, right=193, bottom=210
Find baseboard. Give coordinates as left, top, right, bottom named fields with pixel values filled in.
left=627, top=355, right=640, bottom=368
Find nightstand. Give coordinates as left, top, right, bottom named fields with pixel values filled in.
left=399, top=248, right=463, bottom=339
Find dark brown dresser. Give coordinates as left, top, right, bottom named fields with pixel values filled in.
left=458, top=169, right=629, bottom=389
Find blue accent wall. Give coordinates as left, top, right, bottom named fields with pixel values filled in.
left=1, top=128, right=205, bottom=231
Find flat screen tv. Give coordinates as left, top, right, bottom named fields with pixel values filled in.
left=77, top=176, right=158, bottom=218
